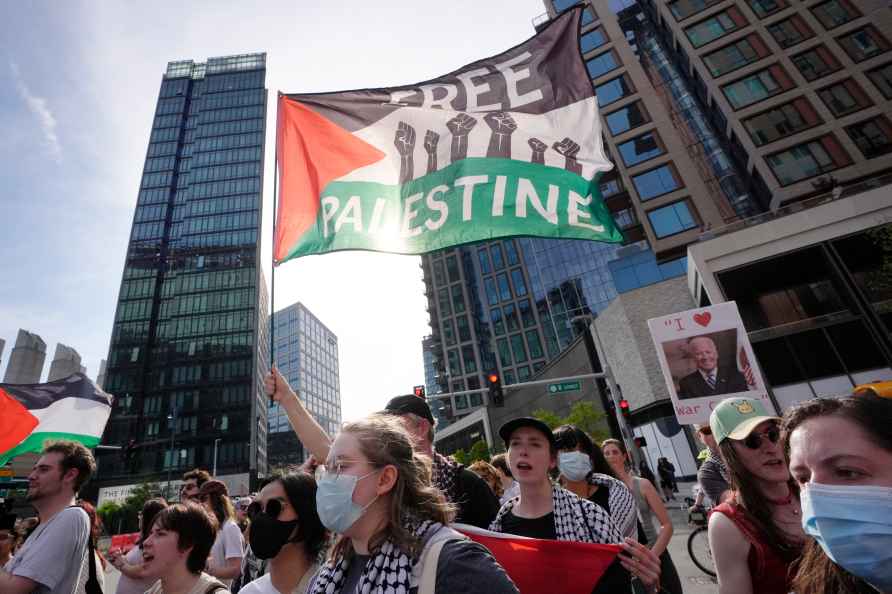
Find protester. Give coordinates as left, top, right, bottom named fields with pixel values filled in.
left=694, top=423, right=730, bottom=506
left=235, top=497, right=252, bottom=535
left=109, top=497, right=168, bottom=594
left=656, top=458, right=677, bottom=501
left=602, top=439, right=682, bottom=594
left=16, top=518, right=39, bottom=548
left=264, top=367, right=501, bottom=528
left=490, top=454, right=520, bottom=505
left=553, top=424, right=637, bottom=539
left=468, top=461, right=504, bottom=499
left=707, top=398, right=803, bottom=594
left=0, top=513, right=15, bottom=568
left=78, top=500, right=108, bottom=591
left=181, top=469, right=212, bottom=503
left=238, top=472, right=327, bottom=594
left=142, top=502, right=229, bottom=594
left=784, top=392, right=892, bottom=594
left=0, top=440, right=95, bottom=594
left=305, top=413, right=518, bottom=593
left=490, top=418, right=660, bottom=594
left=199, top=480, right=245, bottom=586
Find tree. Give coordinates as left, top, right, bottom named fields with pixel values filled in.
left=468, top=440, right=491, bottom=464
left=452, top=448, right=469, bottom=466
left=533, top=400, right=610, bottom=444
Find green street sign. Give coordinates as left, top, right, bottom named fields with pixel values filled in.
left=547, top=381, right=581, bottom=394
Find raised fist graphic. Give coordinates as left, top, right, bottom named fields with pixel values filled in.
left=553, top=137, right=582, bottom=175
left=447, top=113, right=477, bottom=163
left=424, top=130, right=440, bottom=174
left=528, top=137, right=547, bottom=165
left=485, top=112, right=517, bottom=159
left=394, top=121, right=416, bottom=183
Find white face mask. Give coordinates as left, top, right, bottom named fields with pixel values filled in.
left=558, top=451, right=592, bottom=482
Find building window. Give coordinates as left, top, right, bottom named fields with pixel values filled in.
left=837, top=26, right=891, bottom=63
left=580, top=28, right=609, bottom=53
left=811, top=0, right=860, bottom=30
left=685, top=8, right=747, bottom=48
left=510, top=334, right=528, bottom=364
left=766, top=15, right=814, bottom=49
left=722, top=66, right=792, bottom=109
left=496, top=273, right=512, bottom=301
left=605, top=101, right=650, bottom=135
left=497, top=338, right=512, bottom=367
left=846, top=116, right=892, bottom=158
left=504, top=240, right=520, bottom=266
left=766, top=134, right=851, bottom=186
left=647, top=200, right=699, bottom=238
left=792, top=45, right=841, bottom=82
left=526, top=331, right=544, bottom=359
left=743, top=98, right=822, bottom=146
left=867, top=62, right=892, bottom=98
left=505, top=303, right=520, bottom=332
left=511, top=268, right=528, bottom=296
left=817, top=78, right=873, bottom=117
left=703, top=34, right=768, bottom=77
left=747, top=0, right=787, bottom=18
left=632, top=163, right=683, bottom=200
left=618, top=131, right=665, bottom=166
left=614, top=207, right=638, bottom=229
left=477, top=249, right=491, bottom=274
left=668, top=0, right=723, bottom=21
left=491, top=244, right=505, bottom=270
left=586, top=50, right=620, bottom=79
left=490, top=308, right=505, bottom=335
left=595, top=74, right=635, bottom=107
left=599, top=175, right=626, bottom=198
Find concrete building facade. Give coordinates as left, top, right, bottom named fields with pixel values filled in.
left=47, top=343, right=83, bottom=382
left=3, top=329, right=47, bottom=384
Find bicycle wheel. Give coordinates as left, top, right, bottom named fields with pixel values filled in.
left=687, top=526, right=716, bottom=577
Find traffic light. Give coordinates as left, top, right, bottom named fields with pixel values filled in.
left=487, top=373, right=504, bottom=407
left=413, top=385, right=426, bottom=399
left=619, top=398, right=631, bottom=420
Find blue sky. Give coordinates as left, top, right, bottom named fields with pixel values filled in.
left=0, top=0, right=546, bottom=419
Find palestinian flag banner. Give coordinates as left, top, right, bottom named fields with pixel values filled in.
left=455, top=523, right=621, bottom=594
left=0, top=373, right=113, bottom=465
left=274, top=7, right=621, bottom=263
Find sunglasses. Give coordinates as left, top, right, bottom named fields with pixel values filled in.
left=742, top=426, right=781, bottom=450
left=246, top=499, right=283, bottom=520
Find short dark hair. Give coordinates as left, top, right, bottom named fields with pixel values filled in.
left=262, top=472, right=328, bottom=560
left=139, top=498, right=168, bottom=546
left=181, top=469, right=211, bottom=487
left=554, top=425, right=616, bottom=478
left=152, top=502, right=218, bottom=574
left=43, top=441, right=96, bottom=492
left=490, top=453, right=512, bottom=479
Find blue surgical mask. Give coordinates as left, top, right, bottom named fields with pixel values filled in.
left=801, top=482, right=892, bottom=592
left=558, top=451, right=592, bottom=482
left=316, top=469, right=379, bottom=534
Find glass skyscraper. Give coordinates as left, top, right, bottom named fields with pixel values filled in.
left=269, top=302, right=341, bottom=468
left=94, top=53, right=269, bottom=496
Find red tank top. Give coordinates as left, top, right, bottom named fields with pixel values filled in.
left=711, top=502, right=795, bottom=594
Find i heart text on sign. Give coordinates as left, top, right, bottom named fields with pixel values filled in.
left=693, top=312, right=712, bottom=327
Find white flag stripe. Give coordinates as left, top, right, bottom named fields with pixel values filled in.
left=28, top=397, right=111, bottom=438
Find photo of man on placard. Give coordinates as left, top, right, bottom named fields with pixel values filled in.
left=662, top=330, right=752, bottom=400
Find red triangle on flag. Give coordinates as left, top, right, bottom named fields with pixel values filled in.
left=0, top=387, right=39, bottom=454
left=274, top=95, right=386, bottom=263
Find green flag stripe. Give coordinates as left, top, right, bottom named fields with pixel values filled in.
left=280, top=158, right=622, bottom=262
left=0, top=432, right=102, bottom=466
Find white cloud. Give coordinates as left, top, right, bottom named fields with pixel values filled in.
left=10, top=62, right=62, bottom=161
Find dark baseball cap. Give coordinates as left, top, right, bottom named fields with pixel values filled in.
left=499, top=417, right=556, bottom=446
left=384, top=394, right=435, bottom=424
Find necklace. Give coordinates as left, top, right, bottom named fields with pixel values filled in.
left=766, top=492, right=799, bottom=515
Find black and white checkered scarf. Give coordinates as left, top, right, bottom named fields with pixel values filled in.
left=707, top=450, right=730, bottom=483
left=310, top=516, right=440, bottom=594
left=489, top=483, right=623, bottom=544
left=432, top=452, right=461, bottom=504
left=588, top=473, right=638, bottom=539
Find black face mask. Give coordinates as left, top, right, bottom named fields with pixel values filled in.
left=247, top=500, right=299, bottom=560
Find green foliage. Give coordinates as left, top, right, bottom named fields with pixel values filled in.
left=533, top=400, right=610, bottom=444
left=468, top=440, right=491, bottom=463
left=98, top=481, right=162, bottom=535
left=452, top=448, right=469, bottom=466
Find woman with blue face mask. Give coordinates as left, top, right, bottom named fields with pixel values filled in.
left=307, top=413, right=518, bottom=594
left=784, top=391, right=892, bottom=594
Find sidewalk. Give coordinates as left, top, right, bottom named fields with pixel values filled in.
left=664, top=482, right=718, bottom=594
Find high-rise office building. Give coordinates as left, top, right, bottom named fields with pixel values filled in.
left=94, top=53, right=268, bottom=496
left=268, top=302, right=341, bottom=468
left=3, top=329, right=47, bottom=384
left=48, top=343, right=83, bottom=382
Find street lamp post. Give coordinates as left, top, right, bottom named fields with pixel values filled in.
left=166, top=406, right=178, bottom=499
left=212, top=438, right=221, bottom=477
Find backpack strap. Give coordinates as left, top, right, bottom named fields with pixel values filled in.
left=411, top=526, right=468, bottom=593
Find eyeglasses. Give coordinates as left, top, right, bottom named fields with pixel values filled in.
left=246, top=499, right=283, bottom=520
left=742, top=426, right=781, bottom=450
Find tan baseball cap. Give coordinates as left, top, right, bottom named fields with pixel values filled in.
left=709, top=398, right=779, bottom=444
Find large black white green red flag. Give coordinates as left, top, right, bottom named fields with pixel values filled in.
left=274, top=7, right=620, bottom=264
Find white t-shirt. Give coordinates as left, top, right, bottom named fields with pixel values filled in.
left=238, top=563, right=319, bottom=594
left=210, top=519, right=244, bottom=587
left=114, top=545, right=159, bottom=594
left=4, top=507, right=90, bottom=594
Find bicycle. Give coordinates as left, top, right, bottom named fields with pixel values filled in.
left=686, top=502, right=716, bottom=577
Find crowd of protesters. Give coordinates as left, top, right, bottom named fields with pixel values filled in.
left=1, top=370, right=890, bottom=594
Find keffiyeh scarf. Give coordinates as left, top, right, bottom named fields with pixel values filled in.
left=490, top=483, right=622, bottom=544
left=432, top=452, right=461, bottom=504
left=588, top=473, right=638, bottom=539
left=310, top=516, right=440, bottom=594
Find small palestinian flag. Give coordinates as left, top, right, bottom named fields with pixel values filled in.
left=274, top=7, right=621, bottom=263
left=0, top=373, right=113, bottom=465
